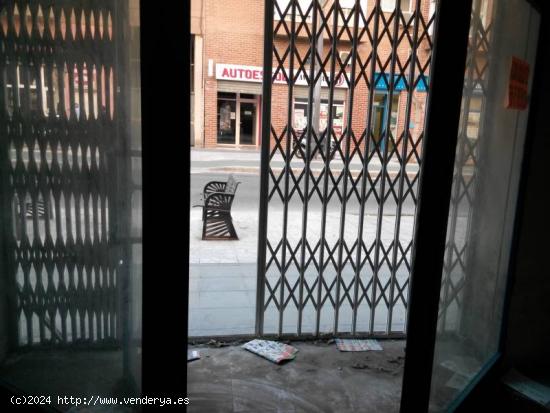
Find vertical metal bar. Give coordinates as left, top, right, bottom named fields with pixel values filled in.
left=20, top=8, right=47, bottom=344
left=113, top=0, right=132, bottom=376
left=400, top=0, right=473, bottom=410
left=351, top=0, right=381, bottom=335
left=256, top=0, right=274, bottom=337
left=297, top=0, right=319, bottom=335
left=0, top=1, right=19, bottom=350
left=315, top=0, right=339, bottom=335
left=333, top=0, right=360, bottom=334
left=369, top=0, right=402, bottom=334
left=278, top=0, right=298, bottom=336
left=386, top=0, right=422, bottom=334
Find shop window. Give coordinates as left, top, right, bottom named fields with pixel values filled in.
left=217, top=92, right=259, bottom=145
left=372, top=92, right=400, bottom=152
left=217, top=93, right=237, bottom=144
left=293, top=97, right=345, bottom=137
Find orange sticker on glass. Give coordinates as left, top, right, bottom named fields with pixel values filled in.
left=505, top=56, right=530, bottom=110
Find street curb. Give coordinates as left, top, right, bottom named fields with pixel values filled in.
left=200, top=166, right=420, bottom=180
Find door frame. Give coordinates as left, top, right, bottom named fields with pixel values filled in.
left=399, top=0, right=474, bottom=408
left=372, top=90, right=399, bottom=154
left=216, top=92, right=260, bottom=147
left=237, top=94, right=260, bottom=146
left=1, top=0, right=546, bottom=410
left=400, top=0, right=546, bottom=411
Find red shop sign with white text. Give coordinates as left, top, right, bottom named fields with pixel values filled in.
left=216, top=63, right=348, bottom=89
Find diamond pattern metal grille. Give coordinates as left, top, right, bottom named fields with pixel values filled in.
left=438, top=0, right=492, bottom=332
left=259, top=0, right=436, bottom=336
left=0, top=0, right=123, bottom=347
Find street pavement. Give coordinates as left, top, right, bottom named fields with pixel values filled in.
left=189, top=147, right=421, bottom=337
left=191, top=146, right=420, bottom=179
left=188, top=148, right=473, bottom=337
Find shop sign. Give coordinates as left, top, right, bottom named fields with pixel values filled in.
left=505, top=56, right=529, bottom=110
left=216, top=63, right=348, bottom=89
left=374, top=72, right=429, bottom=92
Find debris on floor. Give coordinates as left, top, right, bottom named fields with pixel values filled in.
left=335, top=338, right=383, bottom=352
left=206, top=339, right=229, bottom=348
left=388, top=356, right=404, bottom=364
left=502, top=368, right=550, bottom=408
left=188, top=349, right=201, bottom=362
left=242, top=339, right=299, bottom=364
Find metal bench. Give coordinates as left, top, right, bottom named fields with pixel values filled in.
left=194, top=174, right=241, bottom=240
left=25, top=200, right=49, bottom=219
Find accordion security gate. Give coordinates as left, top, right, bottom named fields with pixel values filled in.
left=0, top=0, right=132, bottom=348
left=257, top=0, right=436, bottom=337
left=437, top=0, right=491, bottom=334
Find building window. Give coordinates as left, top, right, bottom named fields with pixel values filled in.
left=466, top=95, right=482, bottom=139
left=381, top=0, right=412, bottom=13
left=340, top=0, right=368, bottom=27
left=340, top=51, right=352, bottom=66
left=275, top=0, right=313, bottom=22
left=293, top=97, right=345, bottom=137
left=428, top=0, right=436, bottom=36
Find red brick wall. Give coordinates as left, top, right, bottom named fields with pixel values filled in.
left=200, top=0, right=432, bottom=158
left=202, top=0, right=265, bottom=147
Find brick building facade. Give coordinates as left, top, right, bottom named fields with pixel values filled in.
left=191, top=0, right=435, bottom=154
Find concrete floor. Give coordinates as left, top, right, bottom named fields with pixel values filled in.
left=187, top=339, right=405, bottom=413
left=0, top=349, right=132, bottom=412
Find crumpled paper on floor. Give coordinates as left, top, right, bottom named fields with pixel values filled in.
left=242, top=339, right=298, bottom=364
left=335, top=338, right=383, bottom=352
left=188, top=349, right=201, bottom=362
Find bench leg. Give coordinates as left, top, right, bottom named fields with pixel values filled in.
left=202, top=210, right=238, bottom=240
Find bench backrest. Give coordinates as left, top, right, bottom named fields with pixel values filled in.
left=226, top=174, right=239, bottom=194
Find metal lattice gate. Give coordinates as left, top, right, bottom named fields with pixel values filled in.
left=438, top=0, right=491, bottom=333
left=0, top=0, right=130, bottom=348
left=257, top=0, right=436, bottom=337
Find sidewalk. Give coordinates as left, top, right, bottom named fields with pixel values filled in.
left=189, top=208, right=415, bottom=264
left=191, top=147, right=420, bottom=178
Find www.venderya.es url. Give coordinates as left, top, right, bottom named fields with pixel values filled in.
left=10, top=395, right=190, bottom=407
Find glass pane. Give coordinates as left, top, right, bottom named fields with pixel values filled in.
left=239, top=102, right=256, bottom=145
left=429, top=0, right=540, bottom=410
left=0, top=0, right=142, bottom=408
left=372, top=92, right=399, bottom=153
left=217, top=99, right=237, bottom=144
